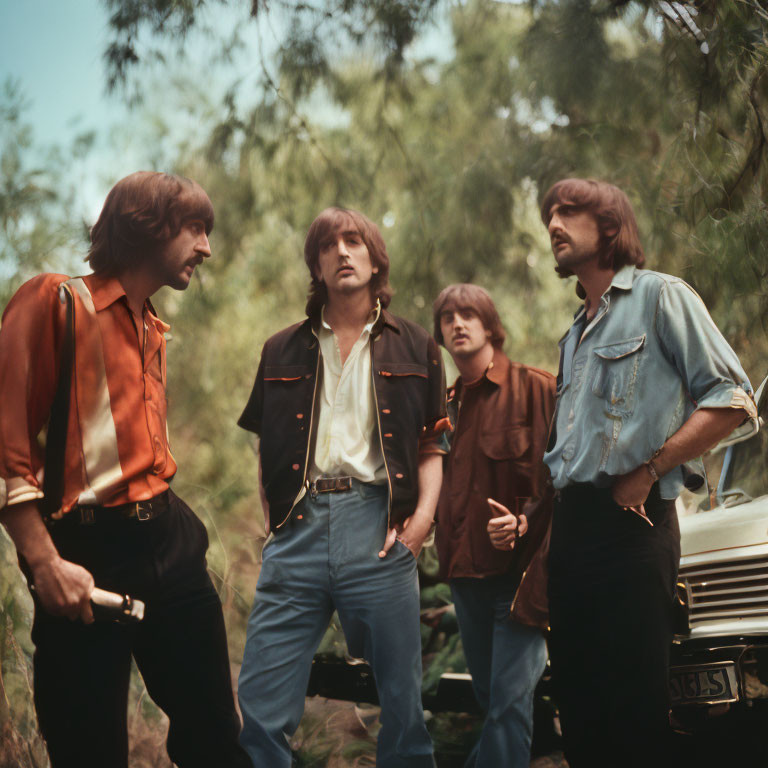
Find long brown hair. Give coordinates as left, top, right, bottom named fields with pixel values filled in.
left=303, top=207, right=393, bottom=319
left=87, top=171, right=214, bottom=276
left=432, top=284, right=506, bottom=350
left=540, top=178, right=645, bottom=289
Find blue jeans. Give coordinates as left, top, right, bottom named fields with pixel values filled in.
left=238, top=482, right=435, bottom=768
left=450, top=576, right=548, bottom=768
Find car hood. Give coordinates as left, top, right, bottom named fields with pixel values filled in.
left=680, top=495, right=768, bottom=561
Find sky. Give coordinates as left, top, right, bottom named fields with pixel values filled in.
left=0, top=0, right=278, bottom=219
left=0, top=0, right=166, bottom=221
left=0, top=0, right=115, bottom=149
left=0, top=0, right=455, bottom=222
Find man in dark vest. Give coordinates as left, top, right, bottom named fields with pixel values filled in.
left=237, top=206, right=448, bottom=767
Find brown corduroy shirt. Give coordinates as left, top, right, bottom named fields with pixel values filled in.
left=435, top=348, right=556, bottom=629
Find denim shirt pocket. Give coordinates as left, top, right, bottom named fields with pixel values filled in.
left=591, top=334, right=646, bottom=417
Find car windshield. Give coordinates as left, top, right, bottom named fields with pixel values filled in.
left=718, top=377, right=768, bottom=506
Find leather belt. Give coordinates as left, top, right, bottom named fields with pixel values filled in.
left=68, top=491, right=170, bottom=525
left=309, top=477, right=353, bottom=498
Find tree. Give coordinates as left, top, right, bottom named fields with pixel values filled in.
left=101, top=0, right=768, bottom=377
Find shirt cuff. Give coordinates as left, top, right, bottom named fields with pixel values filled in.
left=3, top=476, right=44, bottom=510
left=422, top=416, right=452, bottom=440
left=418, top=436, right=447, bottom=456
left=695, top=383, right=758, bottom=423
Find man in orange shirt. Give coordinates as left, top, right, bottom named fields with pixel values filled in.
left=0, top=172, right=250, bottom=768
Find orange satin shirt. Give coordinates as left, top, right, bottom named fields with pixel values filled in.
left=0, top=273, right=177, bottom=517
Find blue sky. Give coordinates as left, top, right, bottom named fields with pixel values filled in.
left=1, top=0, right=159, bottom=220
left=0, top=0, right=273, bottom=218
left=1, top=0, right=118, bottom=147
left=0, top=0, right=454, bottom=219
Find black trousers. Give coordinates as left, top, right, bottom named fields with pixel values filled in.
left=547, top=483, right=680, bottom=768
left=29, top=491, right=252, bottom=768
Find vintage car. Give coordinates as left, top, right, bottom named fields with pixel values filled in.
left=670, top=372, right=768, bottom=758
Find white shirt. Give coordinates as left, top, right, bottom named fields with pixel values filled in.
left=309, top=304, right=387, bottom=484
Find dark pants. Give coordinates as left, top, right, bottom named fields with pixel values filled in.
left=29, top=491, right=251, bottom=768
left=547, top=483, right=680, bottom=768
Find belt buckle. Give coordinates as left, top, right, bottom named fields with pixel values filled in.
left=338, top=477, right=352, bottom=492
left=80, top=507, right=95, bottom=525
left=309, top=480, right=318, bottom=500
left=135, top=502, right=151, bottom=522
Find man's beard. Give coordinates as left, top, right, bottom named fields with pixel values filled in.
left=555, top=242, right=597, bottom=271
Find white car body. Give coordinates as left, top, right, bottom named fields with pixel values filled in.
left=672, top=373, right=768, bottom=715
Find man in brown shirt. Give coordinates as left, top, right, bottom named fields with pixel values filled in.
left=433, top=284, right=555, bottom=768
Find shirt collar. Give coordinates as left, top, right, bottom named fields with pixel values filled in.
left=609, top=264, right=636, bottom=292
left=449, top=347, right=508, bottom=395
left=485, top=347, right=509, bottom=387
left=85, top=273, right=128, bottom=312
left=317, top=299, right=382, bottom=336
left=560, top=265, right=637, bottom=344
left=83, top=273, right=170, bottom=333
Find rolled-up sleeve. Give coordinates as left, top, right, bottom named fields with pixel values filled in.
left=0, top=275, right=68, bottom=510
left=655, top=280, right=757, bottom=424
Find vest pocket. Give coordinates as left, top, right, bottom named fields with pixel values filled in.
left=377, top=363, right=427, bottom=378
left=264, top=365, right=311, bottom=382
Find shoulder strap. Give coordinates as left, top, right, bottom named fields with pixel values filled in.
left=40, top=285, right=74, bottom=521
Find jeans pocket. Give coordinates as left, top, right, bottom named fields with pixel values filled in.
left=395, top=538, right=418, bottom=562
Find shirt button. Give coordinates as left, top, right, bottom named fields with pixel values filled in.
left=382, top=408, right=391, bottom=414
left=296, top=413, right=304, bottom=419
left=292, top=463, right=301, bottom=471
left=395, top=473, right=404, bottom=479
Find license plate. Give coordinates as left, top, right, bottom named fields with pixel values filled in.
left=669, top=663, right=739, bottom=705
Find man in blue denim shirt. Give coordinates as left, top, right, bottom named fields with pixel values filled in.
left=538, top=178, right=757, bottom=768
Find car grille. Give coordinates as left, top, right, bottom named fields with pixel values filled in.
left=680, top=555, right=768, bottom=627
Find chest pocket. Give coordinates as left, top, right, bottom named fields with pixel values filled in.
left=264, top=365, right=311, bottom=383
left=376, top=362, right=428, bottom=432
left=377, top=363, right=428, bottom=378
left=480, top=427, right=532, bottom=462
left=591, top=334, right=645, bottom=417
left=263, top=365, right=314, bottom=423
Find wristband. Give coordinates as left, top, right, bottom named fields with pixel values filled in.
left=644, top=448, right=663, bottom=483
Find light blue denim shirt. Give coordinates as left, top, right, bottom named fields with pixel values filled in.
left=544, top=265, right=758, bottom=499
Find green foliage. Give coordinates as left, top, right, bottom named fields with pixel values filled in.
left=0, top=531, right=47, bottom=768
left=0, top=79, right=91, bottom=308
